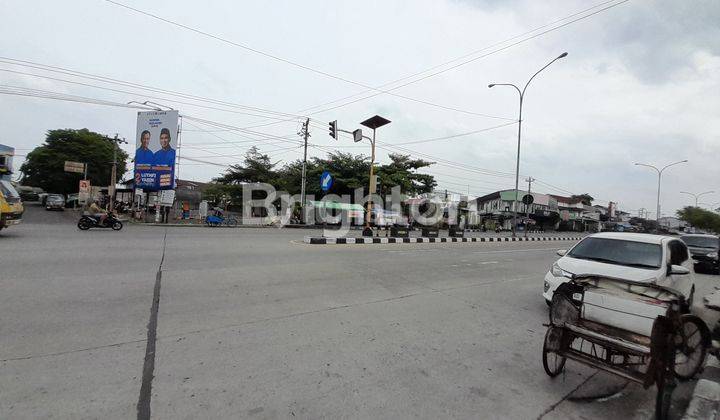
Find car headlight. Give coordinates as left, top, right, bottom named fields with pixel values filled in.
left=708, top=251, right=718, bottom=259
left=551, top=262, right=573, bottom=279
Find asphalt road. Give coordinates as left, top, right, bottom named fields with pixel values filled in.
left=1, top=203, right=718, bottom=419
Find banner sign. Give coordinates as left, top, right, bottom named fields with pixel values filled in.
left=159, top=189, right=176, bottom=206
left=64, top=161, right=85, bottom=174
left=79, top=179, right=90, bottom=193
left=133, top=110, right=179, bottom=191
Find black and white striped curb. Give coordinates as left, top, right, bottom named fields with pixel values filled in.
left=304, top=236, right=585, bottom=244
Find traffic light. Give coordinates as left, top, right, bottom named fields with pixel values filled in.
left=328, top=120, right=337, bottom=140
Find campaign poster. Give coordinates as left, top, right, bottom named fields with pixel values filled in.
left=134, top=110, right=179, bottom=190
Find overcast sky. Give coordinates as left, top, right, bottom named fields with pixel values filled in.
left=1, top=0, right=718, bottom=216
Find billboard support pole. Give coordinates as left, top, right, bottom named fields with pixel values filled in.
left=176, top=115, right=183, bottom=184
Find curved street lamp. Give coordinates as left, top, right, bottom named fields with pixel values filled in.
left=488, top=52, right=568, bottom=237
left=680, top=190, right=715, bottom=207
left=634, top=160, right=688, bottom=221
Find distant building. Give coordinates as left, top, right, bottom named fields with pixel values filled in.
left=0, top=144, right=14, bottom=181
left=658, top=216, right=688, bottom=231
left=472, top=189, right=611, bottom=232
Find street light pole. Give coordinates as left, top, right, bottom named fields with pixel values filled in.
left=360, top=115, right=391, bottom=237
left=634, top=160, right=687, bottom=221
left=680, top=190, right=714, bottom=207
left=489, top=52, right=567, bottom=237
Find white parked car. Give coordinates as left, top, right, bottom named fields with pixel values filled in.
left=543, top=232, right=695, bottom=307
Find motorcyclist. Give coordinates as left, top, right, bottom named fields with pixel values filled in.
left=89, top=200, right=108, bottom=226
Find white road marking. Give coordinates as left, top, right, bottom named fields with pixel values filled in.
left=473, top=247, right=560, bottom=255
left=387, top=246, right=560, bottom=255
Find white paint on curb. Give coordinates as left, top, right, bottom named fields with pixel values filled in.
left=303, top=236, right=585, bottom=245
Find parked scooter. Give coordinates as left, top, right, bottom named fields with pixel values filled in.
left=77, top=214, right=123, bottom=231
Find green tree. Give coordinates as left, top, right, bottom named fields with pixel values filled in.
left=215, top=146, right=278, bottom=185
left=376, top=154, right=436, bottom=197
left=571, top=193, right=594, bottom=206
left=211, top=148, right=436, bottom=201
left=677, top=206, right=720, bottom=233
left=308, top=151, right=371, bottom=196
left=20, top=129, right=127, bottom=195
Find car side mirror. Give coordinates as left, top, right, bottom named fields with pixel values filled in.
left=556, top=250, right=567, bottom=257
left=669, top=265, right=690, bottom=276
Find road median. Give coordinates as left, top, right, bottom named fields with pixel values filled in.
left=304, top=235, right=585, bottom=245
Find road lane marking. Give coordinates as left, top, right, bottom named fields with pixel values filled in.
left=473, top=247, right=560, bottom=254
left=386, top=246, right=561, bottom=255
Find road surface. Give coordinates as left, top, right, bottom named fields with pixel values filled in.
left=1, top=203, right=716, bottom=419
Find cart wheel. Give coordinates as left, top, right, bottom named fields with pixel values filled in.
left=543, top=327, right=566, bottom=377
left=673, top=314, right=710, bottom=380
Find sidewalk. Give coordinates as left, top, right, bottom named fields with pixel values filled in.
left=681, top=289, right=720, bottom=419
left=682, top=356, right=720, bottom=419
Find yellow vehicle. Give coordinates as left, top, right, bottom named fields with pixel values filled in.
left=0, top=180, right=23, bottom=231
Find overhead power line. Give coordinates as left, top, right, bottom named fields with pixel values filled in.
left=102, top=0, right=512, bottom=120
left=298, top=0, right=623, bottom=115
left=308, top=0, right=631, bottom=116
left=0, top=57, right=307, bottom=121
left=247, top=0, right=630, bottom=124
left=388, top=122, right=517, bottom=146
left=0, top=85, right=150, bottom=110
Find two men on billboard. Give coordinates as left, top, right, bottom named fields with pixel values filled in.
left=133, top=111, right=179, bottom=190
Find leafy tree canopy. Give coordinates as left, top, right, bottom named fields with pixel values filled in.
left=215, top=146, right=277, bottom=185
left=571, top=193, right=594, bottom=206
left=210, top=149, right=436, bottom=202
left=20, top=128, right=128, bottom=195
left=677, top=206, right=720, bottom=233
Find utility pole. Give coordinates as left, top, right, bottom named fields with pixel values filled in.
left=524, top=176, right=535, bottom=238
left=299, top=118, right=310, bottom=221
left=108, top=134, right=128, bottom=212
left=176, top=115, right=183, bottom=182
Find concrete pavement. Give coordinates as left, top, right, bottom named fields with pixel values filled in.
left=2, top=203, right=718, bottom=419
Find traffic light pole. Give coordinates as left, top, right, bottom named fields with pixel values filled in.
left=524, top=176, right=534, bottom=238
left=329, top=116, right=389, bottom=237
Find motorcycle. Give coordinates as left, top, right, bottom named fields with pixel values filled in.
left=205, top=213, right=238, bottom=227
left=77, top=214, right=123, bottom=231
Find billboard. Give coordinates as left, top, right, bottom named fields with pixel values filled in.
left=134, top=110, right=179, bottom=190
